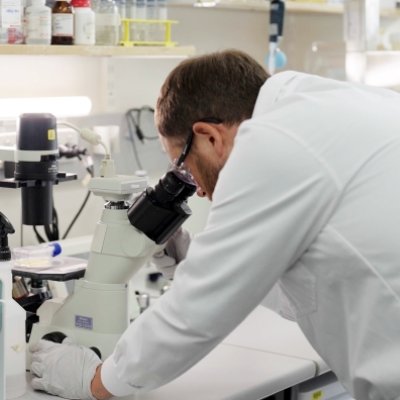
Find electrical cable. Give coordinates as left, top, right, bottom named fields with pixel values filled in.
left=125, top=106, right=158, bottom=171
left=44, top=205, right=59, bottom=241
left=62, top=160, right=94, bottom=240
left=33, top=203, right=59, bottom=243
left=33, top=225, right=46, bottom=243
left=136, top=106, right=158, bottom=141
left=62, top=191, right=91, bottom=240
left=126, top=106, right=157, bottom=141
left=31, top=142, right=94, bottom=243
left=125, top=111, right=144, bottom=170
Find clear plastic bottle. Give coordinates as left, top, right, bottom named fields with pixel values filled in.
left=24, top=0, right=52, bottom=44
left=144, top=0, right=156, bottom=42
left=126, top=0, right=136, bottom=40
left=157, top=0, right=166, bottom=18
left=114, top=0, right=125, bottom=42
left=51, top=0, right=74, bottom=44
left=71, top=0, right=95, bottom=44
left=132, top=0, right=146, bottom=42
left=0, top=213, right=26, bottom=399
left=156, top=0, right=166, bottom=42
left=94, top=0, right=120, bottom=45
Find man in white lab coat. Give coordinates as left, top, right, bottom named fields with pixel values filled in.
left=30, top=49, right=400, bottom=400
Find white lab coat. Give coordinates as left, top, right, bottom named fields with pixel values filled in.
left=102, top=71, right=400, bottom=400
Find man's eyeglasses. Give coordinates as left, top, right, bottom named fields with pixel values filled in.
left=175, top=118, right=223, bottom=168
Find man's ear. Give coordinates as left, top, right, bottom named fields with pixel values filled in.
left=192, top=121, right=225, bottom=158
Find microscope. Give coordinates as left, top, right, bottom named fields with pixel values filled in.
left=28, top=149, right=197, bottom=359
left=0, top=113, right=77, bottom=225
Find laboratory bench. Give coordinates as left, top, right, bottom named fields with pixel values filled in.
left=20, top=305, right=335, bottom=400
left=223, top=306, right=330, bottom=376
left=16, top=236, right=342, bottom=399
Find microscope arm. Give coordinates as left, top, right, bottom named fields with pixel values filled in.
left=84, top=207, right=161, bottom=285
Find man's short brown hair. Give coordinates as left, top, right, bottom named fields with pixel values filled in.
left=156, top=49, right=269, bottom=142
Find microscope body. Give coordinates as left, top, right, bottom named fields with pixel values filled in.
left=29, top=165, right=196, bottom=360
left=29, top=175, right=161, bottom=359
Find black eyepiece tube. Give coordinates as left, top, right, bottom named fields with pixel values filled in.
left=127, top=169, right=196, bottom=244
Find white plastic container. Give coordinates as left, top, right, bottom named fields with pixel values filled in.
left=72, top=0, right=95, bottom=45
left=24, top=0, right=52, bottom=44
left=12, top=242, right=62, bottom=268
left=0, top=260, right=26, bottom=399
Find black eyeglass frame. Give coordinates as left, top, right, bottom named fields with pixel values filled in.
left=175, top=118, right=223, bottom=168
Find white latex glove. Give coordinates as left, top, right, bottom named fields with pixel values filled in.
left=151, top=228, right=191, bottom=280
left=164, top=227, right=191, bottom=263
left=30, top=339, right=102, bottom=400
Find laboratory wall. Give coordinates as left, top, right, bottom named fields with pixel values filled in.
left=0, top=5, right=345, bottom=247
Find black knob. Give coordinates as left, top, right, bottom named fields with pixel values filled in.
left=42, top=331, right=67, bottom=343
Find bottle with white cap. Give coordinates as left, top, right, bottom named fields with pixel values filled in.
left=71, top=0, right=95, bottom=45
left=24, top=0, right=52, bottom=44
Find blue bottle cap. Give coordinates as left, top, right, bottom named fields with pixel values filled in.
left=50, top=242, right=62, bottom=257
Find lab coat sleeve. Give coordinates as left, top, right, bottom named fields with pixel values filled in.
left=101, top=120, right=341, bottom=396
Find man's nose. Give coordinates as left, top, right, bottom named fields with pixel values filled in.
left=196, top=186, right=207, bottom=197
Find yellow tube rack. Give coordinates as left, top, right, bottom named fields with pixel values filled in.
left=120, top=19, right=178, bottom=47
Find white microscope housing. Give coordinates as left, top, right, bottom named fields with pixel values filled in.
left=29, top=166, right=196, bottom=360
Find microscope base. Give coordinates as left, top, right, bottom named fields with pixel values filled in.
left=29, top=317, right=121, bottom=363
left=28, top=279, right=140, bottom=364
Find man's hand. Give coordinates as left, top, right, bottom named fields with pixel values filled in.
left=30, top=339, right=102, bottom=399
left=151, top=228, right=192, bottom=280
left=90, top=365, right=113, bottom=400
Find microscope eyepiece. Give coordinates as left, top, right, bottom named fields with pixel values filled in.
left=127, top=169, right=196, bottom=244
left=152, top=169, right=196, bottom=204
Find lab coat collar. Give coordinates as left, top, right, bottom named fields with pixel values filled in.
left=252, top=70, right=303, bottom=117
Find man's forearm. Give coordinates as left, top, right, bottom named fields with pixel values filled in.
left=91, top=364, right=113, bottom=400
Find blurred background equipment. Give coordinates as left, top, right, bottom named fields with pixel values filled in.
left=266, top=0, right=287, bottom=74
left=0, top=113, right=77, bottom=232
left=0, top=211, right=27, bottom=399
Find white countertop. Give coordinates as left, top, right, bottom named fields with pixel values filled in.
left=19, top=305, right=326, bottom=400
left=224, top=306, right=330, bottom=375
left=22, top=343, right=315, bottom=400
left=132, top=343, right=316, bottom=400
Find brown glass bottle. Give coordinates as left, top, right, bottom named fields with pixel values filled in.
left=51, top=0, right=74, bottom=44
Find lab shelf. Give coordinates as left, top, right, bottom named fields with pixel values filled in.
left=171, top=0, right=400, bottom=16
left=0, top=44, right=196, bottom=57
left=170, top=0, right=342, bottom=14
